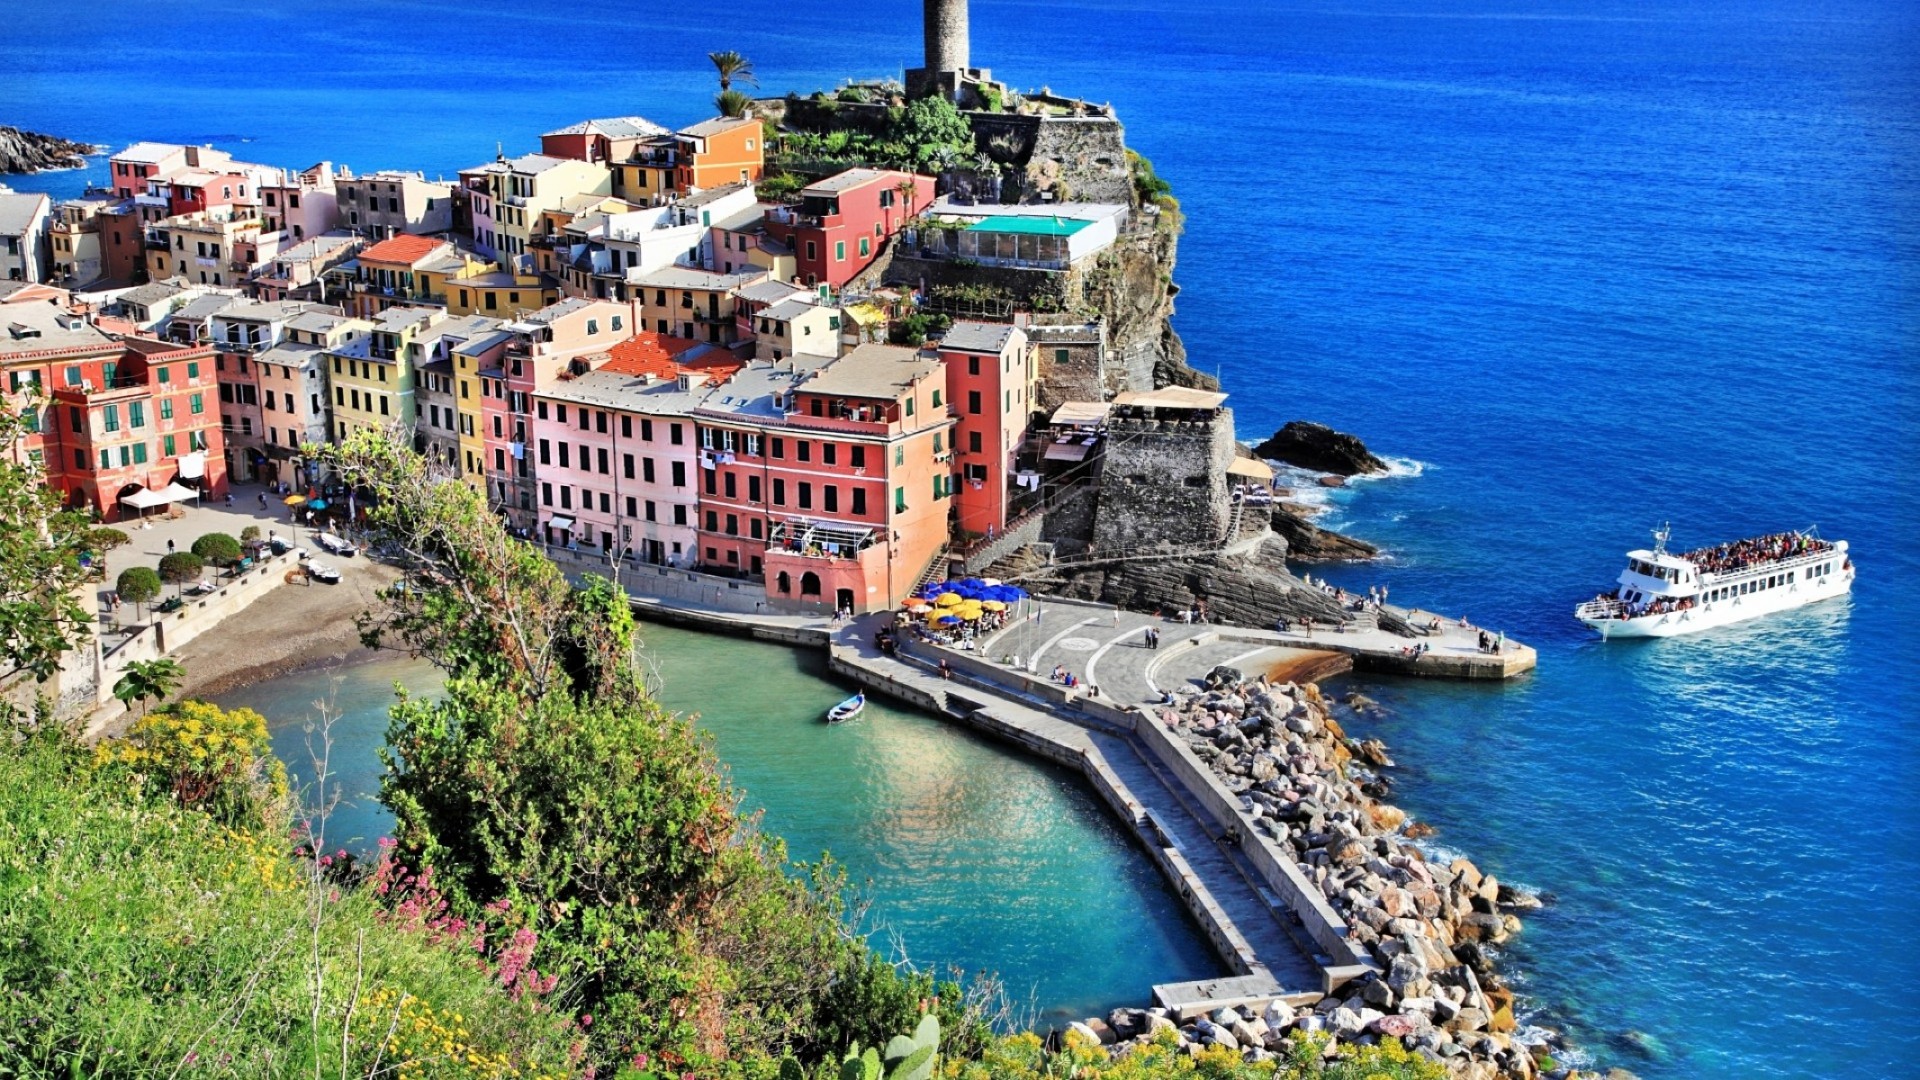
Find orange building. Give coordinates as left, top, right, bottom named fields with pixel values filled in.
left=609, top=116, right=765, bottom=202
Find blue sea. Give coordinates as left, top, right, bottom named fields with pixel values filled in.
left=10, top=0, right=1916, bottom=1075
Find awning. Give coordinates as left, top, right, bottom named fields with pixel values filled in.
left=549, top=515, right=576, bottom=530
left=1049, top=401, right=1109, bottom=428
left=1227, top=458, right=1275, bottom=482
left=1113, top=386, right=1229, bottom=411
left=1044, top=439, right=1094, bottom=462
left=118, top=482, right=200, bottom=509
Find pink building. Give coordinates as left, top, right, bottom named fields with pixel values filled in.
left=491, top=297, right=637, bottom=526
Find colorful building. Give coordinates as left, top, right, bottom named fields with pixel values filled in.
left=762, top=169, right=936, bottom=289
left=460, top=154, right=611, bottom=261
left=0, top=191, right=53, bottom=284
left=334, top=169, right=455, bottom=236
left=696, top=343, right=957, bottom=613
left=539, top=116, right=669, bottom=167
left=608, top=116, right=765, bottom=202
left=934, top=321, right=1031, bottom=537
left=633, top=266, right=764, bottom=345
left=326, top=306, right=441, bottom=441
left=145, top=210, right=264, bottom=289
left=489, top=298, right=636, bottom=527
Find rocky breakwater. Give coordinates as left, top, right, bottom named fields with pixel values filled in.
left=1056, top=676, right=1592, bottom=1079
left=0, top=126, right=102, bottom=174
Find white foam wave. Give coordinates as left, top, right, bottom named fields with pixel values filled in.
left=1348, top=456, right=1429, bottom=482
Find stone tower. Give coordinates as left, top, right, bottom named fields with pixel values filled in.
left=924, top=0, right=969, bottom=74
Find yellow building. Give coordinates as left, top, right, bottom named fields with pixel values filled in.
left=459, top=154, right=612, bottom=261
left=326, top=306, right=441, bottom=441
left=443, top=270, right=558, bottom=318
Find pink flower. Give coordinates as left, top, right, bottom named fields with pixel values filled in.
left=580, top=1013, right=592, bottom=1027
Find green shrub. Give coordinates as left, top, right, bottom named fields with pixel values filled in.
left=0, top=729, right=577, bottom=1079
left=240, top=524, right=262, bottom=542
left=191, top=531, right=243, bottom=566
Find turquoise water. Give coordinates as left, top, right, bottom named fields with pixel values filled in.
left=214, top=624, right=1223, bottom=1027
left=17, top=0, right=1918, bottom=1072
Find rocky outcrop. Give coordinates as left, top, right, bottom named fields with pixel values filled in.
left=1270, top=504, right=1379, bottom=562
left=1255, top=421, right=1387, bottom=476
left=1063, top=682, right=1576, bottom=1079
left=1009, top=534, right=1358, bottom=628
left=0, top=126, right=101, bottom=174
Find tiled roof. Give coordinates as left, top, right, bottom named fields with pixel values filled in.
left=357, top=234, right=447, bottom=266
left=601, top=333, right=743, bottom=382
left=544, top=116, right=669, bottom=139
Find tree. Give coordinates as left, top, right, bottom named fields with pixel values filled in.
left=157, top=551, right=205, bottom=595
left=190, top=531, right=242, bottom=568
left=114, top=566, right=161, bottom=618
left=87, top=526, right=130, bottom=553
left=315, top=430, right=871, bottom=1070
left=708, top=49, right=755, bottom=92
left=111, top=656, right=183, bottom=718
left=0, top=398, right=93, bottom=707
left=894, top=96, right=973, bottom=169
left=239, top=524, right=261, bottom=543
left=715, top=88, right=753, bottom=119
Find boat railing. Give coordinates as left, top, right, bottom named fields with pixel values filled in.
left=1575, top=597, right=1630, bottom=620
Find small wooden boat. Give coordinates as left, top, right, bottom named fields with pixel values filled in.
left=826, top=693, right=865, bottom=724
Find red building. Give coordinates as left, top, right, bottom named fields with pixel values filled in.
left=762, top=169, right=936, bottom=289
left=40, top=341, right=225, bottom=520
left=935, top=321, right=1031, bottom=538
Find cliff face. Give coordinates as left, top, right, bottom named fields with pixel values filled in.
left=1070, top=217, right=1217, bottom=394
left=0, top=127, right=100, bottom=174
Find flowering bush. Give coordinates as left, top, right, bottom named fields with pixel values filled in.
left=94, top=699, right=288, bottom=826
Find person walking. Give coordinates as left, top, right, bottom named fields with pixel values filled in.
left=166, top=538, right=175, bottom=554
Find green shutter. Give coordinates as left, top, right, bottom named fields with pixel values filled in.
left=163, top=434, right=176, bottom=456
left=894, top=486, right=906, bottom=513
left=190, top=393, right=204, bottom=415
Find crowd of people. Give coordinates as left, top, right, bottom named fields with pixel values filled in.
left=1682, top=532, right=1830, bottom=575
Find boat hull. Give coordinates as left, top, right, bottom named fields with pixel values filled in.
left=1579, top=572, right=1852, bottom=638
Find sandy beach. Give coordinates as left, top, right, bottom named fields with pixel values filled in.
left=164, top=550, right=402, bottom=704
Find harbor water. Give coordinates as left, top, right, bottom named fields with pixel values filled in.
left=214, top=622, right=1225, bottom=1028
left=15, top=0, right=1917, bottom=1073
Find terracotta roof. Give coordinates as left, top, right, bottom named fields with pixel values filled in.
left=357, top=234, right=447, bottom=266
left=600, top=332, right=743, bottom=382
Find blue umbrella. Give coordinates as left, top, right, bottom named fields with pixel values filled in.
left=307, top=498, right=329, bottom=511
left=937, top=615, right=961, bottom=626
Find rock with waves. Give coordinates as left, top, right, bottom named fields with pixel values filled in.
left=0, top=126, right=102, bottom=174
left=1255, top=420, right=1388, bottom=476
left=1270, top=503, right=1379, bottom=561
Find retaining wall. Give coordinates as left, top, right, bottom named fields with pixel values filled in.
left=1127, top=705, right=1375, bottom=990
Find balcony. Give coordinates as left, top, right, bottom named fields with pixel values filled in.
left=768, top=518, right=879, bottom=562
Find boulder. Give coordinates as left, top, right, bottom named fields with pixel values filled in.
left=1403, top=820, right=1437, bottom=840
left=1262, top=1001, right=1297, bottom=1030
left=1317, top=475, right=1348, bottom=488
left=1253, top=421, right=1388, bottom=476
left=1066, top=1020, right=1102, bottom=1047
left=1373, top=1014, right=1419, bottom=1039
left=1354, top=739, right=1396, bottom=768
left=1145, top=1014, right=1179, bottom=1039
left=1083, top=1017, right=1118, bottom=1045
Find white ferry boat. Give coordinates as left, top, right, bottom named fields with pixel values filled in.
left=1574, top=526, right=1853, bottom=638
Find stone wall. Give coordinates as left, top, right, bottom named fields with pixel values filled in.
left=1026, top=316, right=1108, bottom=410
left=1024, top=115, right=1132, bottom=205
left=1092, top=409, right=1237, bottom=552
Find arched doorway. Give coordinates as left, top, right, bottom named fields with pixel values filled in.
left=775, top=571, right=791, bottom=594
left=800, top=571, right=821, bottom=598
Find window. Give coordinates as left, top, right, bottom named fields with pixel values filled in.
left=969, top=431, right=982, bottom=453
left=852, top=487, right=866, bottom=515
left=834, top=241, right=846, bottom=262
left=968, top=390, right=981, bottom=414
left=541, top=482, right=553, bottom=506
left=798, top=482, right=812, bottom=510
left=748, top=475, right=761, bottom=502
left=725, top=514, right=738, bottom=536
left=539, top=439, right=551, bottom=465
left=724, top=472, right=736, bottom=499
left=64, top=365, right=81, bottom=387
left=894, top=486, right=907, bottom=513
left=673, top=505, right=687, bottom=526
left=131, top=442, right=147, bottom=464
left=851, top=445, right=865, bottom=469
left=587, top=319, right=599, bottom=335
left=931, top=389, right=942, bottom=408
left=771, top=437, right=784, bottom=459
left=558, top=443, right=570, bottom=468
left=623, top=453, right=635, bottom=479
left=642, top=457, right=656, bottom=483
left=640, top=417, right=653, bottom=441
left=797, top=441, right=810, bottom=463
left=560, top=487, right=572, bottom=510
left=187, top=361, right=199, bottom=379
left=157, top=365, right=171, bottom=384
left=102, top=405, right=119, bottom=433
left=773, top=478, right=785, bottom=505
left=163, top=434, right=176, bottom=456
left=805, top=241, right=817, bottom=262
left=824, top=486, right=838, bottom=513
left=669, top=423, right=683, bottom=445
left=670, top=461, right=686, bottom=487
left=597, top=447, right=609, bottom=474
left=645, top=500, right=657, bottom=522
left=859, top=236, right=870, bottom=257
left=823, top=443, right=836, bottom=466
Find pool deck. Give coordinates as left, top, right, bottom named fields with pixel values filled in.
left=585, top=575, right=1533, bottom=1015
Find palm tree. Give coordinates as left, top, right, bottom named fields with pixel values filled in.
left=715, top=89, right=753, bottom=119
left=709, top=51, right=755, bottom=93
left=113, top=657, right=184, bottom=718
